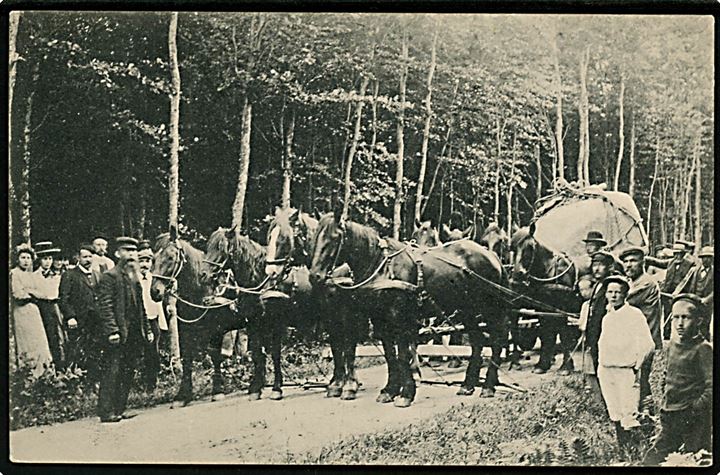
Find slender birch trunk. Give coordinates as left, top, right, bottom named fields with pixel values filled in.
left=392, top=27, right=408, bottom=240
left=694, top=139, right=702, bottom=248
left=370, top=79, right=379, bottom=155
left=552, top=26, right=565, bottom=182
left=414, top=26, right=438, bottom=223
left=646, top=133, right=660, bottom=238
left=628, top=113, right=636, bottom=198
left=506, top=130, right=517, bottom=237
left=535, top=143, right=542, bottom=202
left=577, top=47, right=590, bottom=186
left=493, top=117, right=506, bottom=223
left=281, top=106, right=295, bottom=209
left=9, top=12, right=22, bottom=248
left=20, top=62, right=40, bottom=245
left=341, top=74, right=370, bottom=218
left=614, top=75, right=625, bottom=191
left=168, top=12, right=181, bottom=230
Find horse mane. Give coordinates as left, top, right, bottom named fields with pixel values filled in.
left=153, top=232, right=206, bottom=290
left=207, top=227, right=267, bottom=285
left=510, top=226, right=531, bottom=250
left=317, top=213, right=384, bottom=278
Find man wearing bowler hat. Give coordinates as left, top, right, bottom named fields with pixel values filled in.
left=34, top=241, right=67, bottom=369
left=579, top=231, right=608, bottom=279
left=96, top=237, right=153, bottom=422
left=620, top=246, right=662, bottom=414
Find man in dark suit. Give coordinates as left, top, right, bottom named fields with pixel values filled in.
left=660, top=242, right=696, bottom=339
left=59, top=243, right=102, bottom=380
left=96, top=237, right=153, bottom=423
left=686, top=246, right=713, bottom=339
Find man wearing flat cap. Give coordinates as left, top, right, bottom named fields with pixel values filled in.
left=96, top=237, right=153, bottom=422
left=685, top=246, right=713, bottom=340
left=34, top=241, right=67, bottom=370
left=620, top=246, right=662, bottom=414
left=660, top=242, right=696, bottom=339
left=584, top=250, right=616, bottom=395
left=137, top=240, right=167, bottom=393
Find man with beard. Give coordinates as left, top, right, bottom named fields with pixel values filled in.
left=620, top=246, right=662, bottom=415
left=96, top=237, right=153, bottom=423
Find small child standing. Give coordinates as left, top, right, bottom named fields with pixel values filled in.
left=597, top=275, right=655, bottom=448
left=642, top=294, right=712, bottom=465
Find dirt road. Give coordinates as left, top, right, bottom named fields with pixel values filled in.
left=10, top=353, right=564, bottom=464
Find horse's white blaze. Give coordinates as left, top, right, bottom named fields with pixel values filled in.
left=265, top=226, right=282, bottom=276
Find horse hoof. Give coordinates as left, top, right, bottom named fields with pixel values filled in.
left=248, top=392, right=261, bottom=401
left=326, top=387, right=342, bottom=398
left=557, top=369, right=571, bottom=376
left=269, top=390, right=283, bottom=401
left=393, top=397, right=412, bottom=408
left=532, top=367, right=548, bottom=374
left=480, top=387, right=496, bottom=398
left=456, top=386, right=475, bottom=396
left=211, top=393, right=226, bottom=402
left=340, top=390, right=356, bottom=401
left=376, top=392, right=394, bottom=404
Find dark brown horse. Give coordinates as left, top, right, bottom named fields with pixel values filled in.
left=412, top=219, right=509, bottom=265
left=309, top=211, right=510, bottom=407
left=266, top=207, right=366, bottom=400
left=149, top=228, right=240, bottom=404
left=199, top=226, right=292, bottom=401
left=509, top=224, right=580, bottom=374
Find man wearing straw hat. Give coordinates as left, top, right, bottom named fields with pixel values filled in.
left=34, top=241, right=67, bottom=370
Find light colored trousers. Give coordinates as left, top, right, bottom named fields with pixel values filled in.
left=597, top=365, right=640, bottom=425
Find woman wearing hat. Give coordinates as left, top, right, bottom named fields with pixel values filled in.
left=10, top=244, right=53, bottom=377
left=34, top=241, right=67, bottom=370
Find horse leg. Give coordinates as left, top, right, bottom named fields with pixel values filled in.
left=340, top=316, right=360, bottom=400
left=393, top=335, right=416, bottom=408
left=458, top=314, right=481, bottom=396
left=208, top=330, right=226, bottom=401
left=247, top=324, right=266, bottom=401
left=508, top=314, right=523, bottom=370
left=481, top=314, right=507, bottom=398
left=175, top=328, right=195, bottom=405
left=326, top=320, right=345, bottom=398
left=269, top=321, right=284, bottom=401
left=376, top=327, right=400, bottom=404
left=534, top=319, right=556, bottom=374
left=558, top=321, right=578, bottom=375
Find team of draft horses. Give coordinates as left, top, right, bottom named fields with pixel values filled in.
left=13, top=206, right=712, bottom=447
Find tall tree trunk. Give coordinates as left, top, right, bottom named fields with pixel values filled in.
left=168, top=12, right=181, bottom=230
left=506, top=129, right=517, bottom=237
left=8, top=12, right=22, bottom=249
left=694, top=136, right=702, bottom=248
left=552, top=25, right=565, bottom=182
left=535, top=143, right=542, bottom=203
left=646, top=133, right=660, bottom=239
left=614, top=75, right=625, bottom=191
left=671, top=172, right=680, bottom=241
left=414, top=26, right=438, bottom=223
left=281, top=106, right=295, bottom=209
left=138, top=183, right=147, bottom=240
left=232, top=96, right=253, bottom=231
left=341, top=75, right=370, bottom=218
left=577, top=46, right=590, bottom=186
left=660, top=175, right=668, bottom=244
left=628, top=113, right=636, bottom=198
left=680, top=130, right=700, bottom=242
left=493, top=117, right=506, bottom=223
left=167, top=12, right=182, bottom=361
left=370, top=79, right=379, bottom=154
left=20, top=62, right=40, bottom=245
left=392, top=27, right=408, bottom=240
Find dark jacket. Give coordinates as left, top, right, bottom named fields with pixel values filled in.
left=662, top=257, right=694, bottom=294
left=59, top=265, right=101, bottom=326
left=97, top=266, right=150, bottom=344
left=686, top=265, right=713, bottom=300
left=586, top=279, right=608, bottom=349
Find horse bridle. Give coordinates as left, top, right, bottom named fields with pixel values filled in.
left=517, top=235, right=576, bottom=285
left=153, top=239, right=188, bottom=292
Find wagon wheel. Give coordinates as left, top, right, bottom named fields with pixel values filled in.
left=511, top=327, right=538, bottom=352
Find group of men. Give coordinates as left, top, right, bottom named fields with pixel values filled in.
left=28, top=236, right=168, bottom=423
left=575, top=231, right=713, bottom=462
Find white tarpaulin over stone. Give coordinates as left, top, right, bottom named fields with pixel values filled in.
left=531, top=184, right=648, bottom=265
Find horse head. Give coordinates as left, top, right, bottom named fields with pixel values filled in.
left=412, top=218, right=441, bottom=247
left=150, top=227, right=207, bottom=302
left=265, top=206, right=318, bottom=278
left=509, top=225, right=537, bottom=286
left=441, top=223, right=474, bottom=242
left=309, top=209, right=347, bottom=286
left=480, top=222, right=510, bottom=264
left=200, top=226, right=235, bottom=285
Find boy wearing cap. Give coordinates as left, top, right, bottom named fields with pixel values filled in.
left=642, top=294, right=712, bottom=465
left=621, top=246, right=662, bottom=414
left=137, top=240, right=167, bottom=393
left=597, top=274, right=655, bottom=448
left=96, top=237, right=153, bottom=422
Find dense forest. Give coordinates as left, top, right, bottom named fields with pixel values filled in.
left=8, top=12, right=714, bottom=254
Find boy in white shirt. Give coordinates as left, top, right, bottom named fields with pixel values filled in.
left=597, top=274, right=655, bottom=450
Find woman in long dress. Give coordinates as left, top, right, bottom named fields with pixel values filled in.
left=10, top=244, right=53, bottom=377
